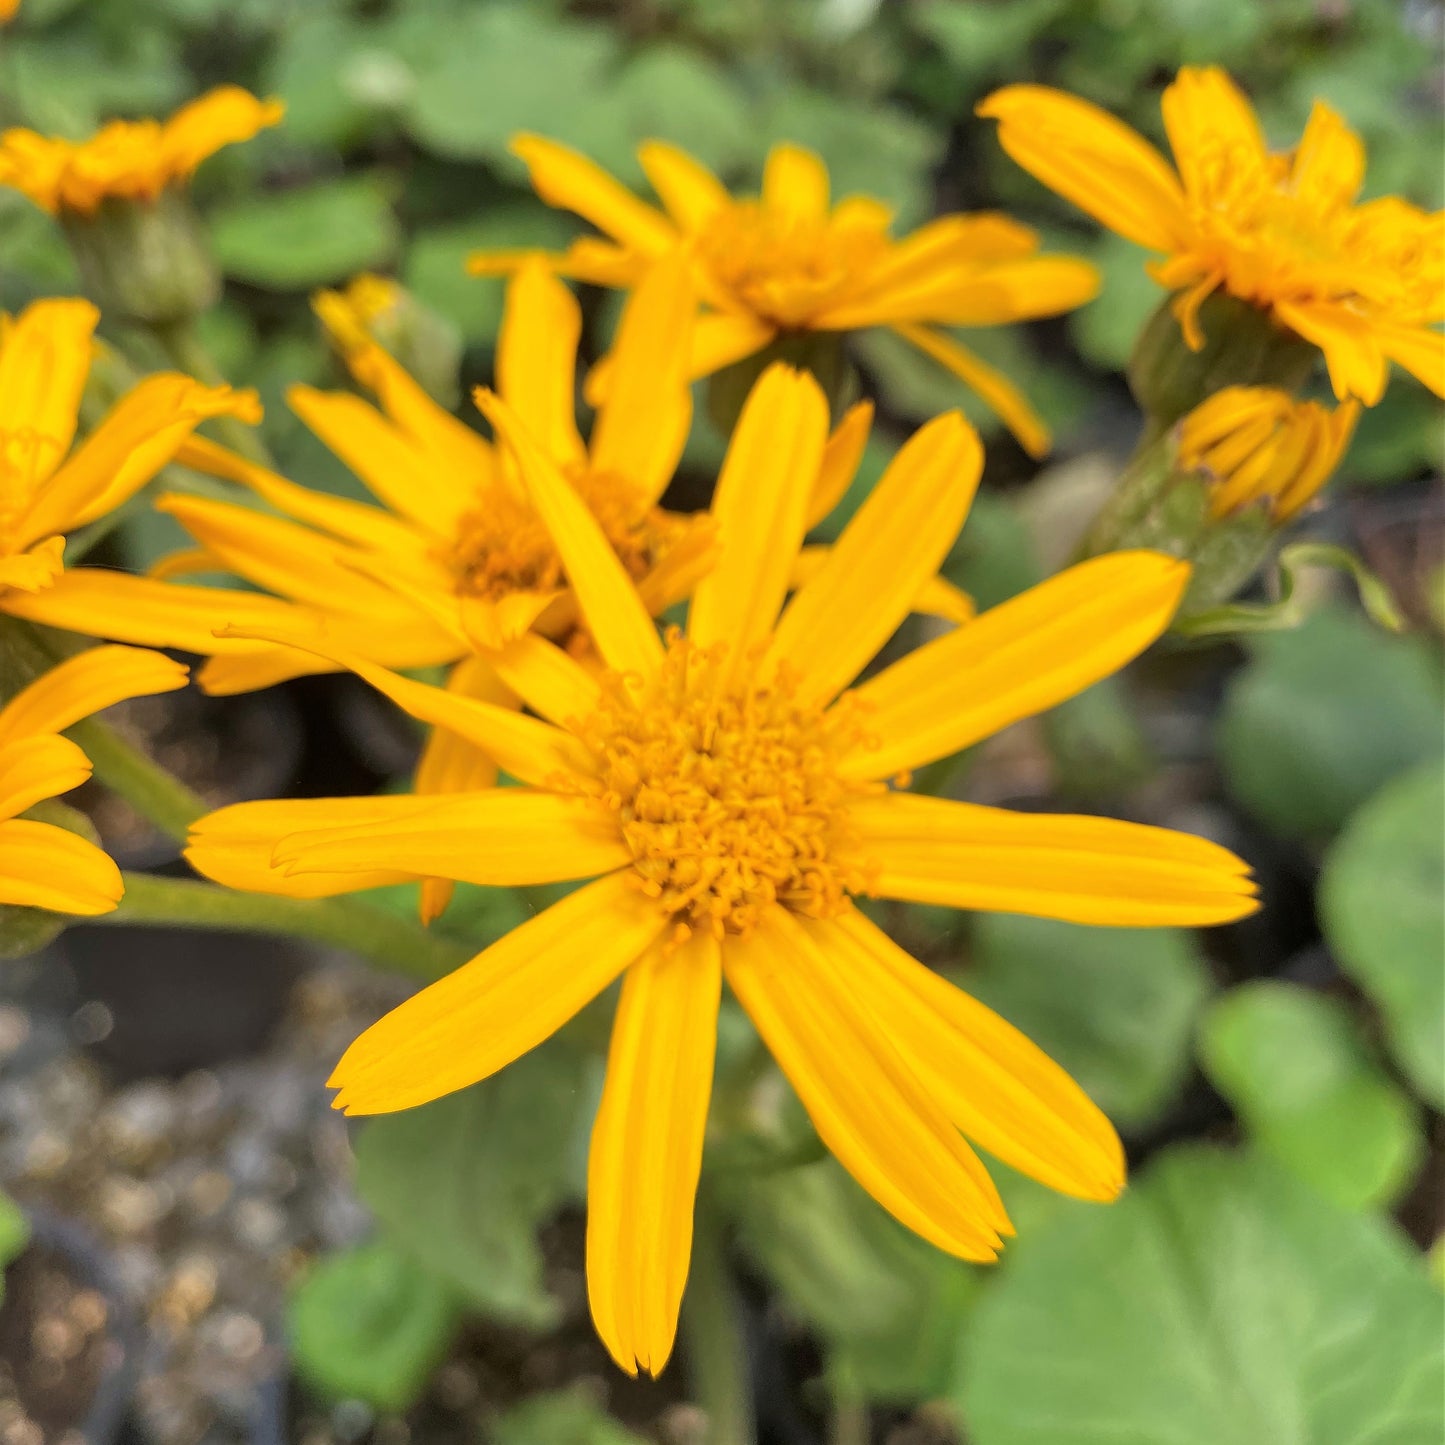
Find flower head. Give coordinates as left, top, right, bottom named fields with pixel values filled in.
left=1178, top=385, right=1359, bottom=520
left=980, top=68, right=1445, bottom=405
left=187, top=363, right=1257, bottom=1375
left=0, top=645, right=187, bottom=913
left=468, top=136, right=1100, bottom=456
left=0, top=87, right=284, bottom=216
left=0, top=297, right=287, bottom=652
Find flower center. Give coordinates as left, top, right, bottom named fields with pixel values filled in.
left=695, top=202, right=889, bottom=328
left=446, top=465, right=677, bottom=602
left=573, top=632, right=878, bottom=940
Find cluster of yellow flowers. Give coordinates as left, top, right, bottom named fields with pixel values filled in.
left=0, top=66, right=1437, bottom=1375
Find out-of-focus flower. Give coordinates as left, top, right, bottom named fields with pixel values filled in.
left=188, top=362, right=1257, bottom=1377
left=0, top=0, right=21, bottom=24
left=467, top=136, right=1100, bottom=456
left=0, top=645, right=187, bottom=914
left=0, top=297, right=290, bottom=647
left=1178, top=385, right=1359, bottom=521
left=0, top=87, right=283, bottom=216
left=980, top=68, right=1445, bottom=406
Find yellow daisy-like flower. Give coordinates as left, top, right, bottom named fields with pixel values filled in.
left=187, top=363, right=1257, bottom=1375
left=467, top=136, right=1101, bottom=457
left=1178, top=386, right=1359, bottom=521
left=979, top=67, right=1445, bottom=405
left=0, top=297, right=295, bottom=650
left=0, top=645, right=187, bottom=913
left=0, top=87, right=284, bottom=217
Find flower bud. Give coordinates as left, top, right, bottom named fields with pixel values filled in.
left=61, top=189, right=220, bottom=325
left=1128, top=292, right=1316, bottom=431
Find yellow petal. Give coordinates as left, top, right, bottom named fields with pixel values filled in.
left=0, top=536, right=66, bottom=593
left=891, top=322, right=1051, bottom=459
left=329, top=871, right=666, bottom=1114
left=484, top=633, right=601, bottom=729
left=0, top=733, right=92, bottom=820
left=685, top=310, right=777, bottom=382
left=724, top=907, right=1009, bottom=1259
left=498, top=262, right=587, bottom=468
left=1378, top=321, right=1445, bottom=400
left=274, top=789, right=629, bottom=887
left=0, top=818, right=122, bottom=914
left=768, top=411, right=982, bottom=706
left=159, top=85, right=284, bottom=174
left=587, top=931, right=720, bottom=1378
left=1272, top=301, right=1388, bottom=405
left=637, top=141, right=731, bottom=232
left=0, top=297, right=97, bottom=489
left=0, top=642, right=187, bottom=745
left=849, top=790, right=1258, bottom=926
left=762, top=142, right=830, bottom=223
left=979, top=85, right=1189, bottom=253
left=788, top=546, right=973, bottom=626
left=20, top=374, right=260, bottom=544
left=186, top=796, right=432, bottom=897
left=686, top=364, right=830, bottom=678
left=457, top=591, right=559, bottom=651
left=475, top=389, right=662, bottom=679
left=819, top=907, right=1125, bottom=1200
left=632, top=515, right=719, bottom=620
left=839, top=551, right=1190, bottom=781
left=1289, top=100, right=1365, bottom=212
left=804, top=400, right=874, bottom=531
left=1160, top=66, right=1267, bottom=200
left=512, top=133, right=676, bottom=255
left=589, top=252, right=695, bottom=506
left=413, top=655, right=513, bottom=795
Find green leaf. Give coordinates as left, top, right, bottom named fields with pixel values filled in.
left=288, top=1240, right=461, bottom=1412
left=493, top=1390, right=647, bottom=1445
left=966, top=915, right=1212, bottom=1130
left=404, top=208, right=576, bottom=347
left=1200, top=982, right=1423, bottom=1209
left=353, top=1037, right=598, bottom=1327
left=734, top=1155, right=979, bottom=1403
left=1216, top=606, right=1443, bottom=841
left=210, top=176, right=400, bottom=291
left=959, top=1146, right=1445, bottom=1445
left=1320, top=760, right=1445, bottom=1109
left=0, top=1189, right=30, bottom=1303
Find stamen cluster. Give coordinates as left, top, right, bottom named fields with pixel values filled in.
left=575, top=632, right=877, bottom=940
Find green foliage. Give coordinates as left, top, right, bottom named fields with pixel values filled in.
left=0, top=1189, right=30, bottom=1304
left=1320, top=761, right=1445, bottom=1109
left=210, top=175, right=401, bottom=290
left=288, top=1240, right=461, bottom=1412
left=1217, top=607, right=1443, bottom=842
left=735, top=1155, right=978, bottom=1403
left=493, top=1390, right=647, bottom=1445
left=1200, top=982, right=1423, bottom=1211
left=966, top=915, right=1213, bottom=1130
left=352, top=1037, right=597, bottom=1328
left=960, top=1146, right=1445, bottom=1445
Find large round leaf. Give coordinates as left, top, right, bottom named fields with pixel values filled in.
left=1320, top=760, right=1445, bottom=1109
left=961, top=1146, right=1444, bottom=1444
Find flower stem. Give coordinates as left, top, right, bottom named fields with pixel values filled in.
left=108, top=872, right=470, bottom=981
left=682, top=1192, right=755, bottom=1445
left=149, top=317, right=274, bottom=468
left=67, top=713, right=209, bottom=843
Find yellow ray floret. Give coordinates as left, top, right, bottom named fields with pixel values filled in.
left=0, top=297, right=303, bottom=658
left=187, top=363, right=1258, bottom=1378
left=467, top=135, right=1100, bottom=456
left=0, top=645, right=187, bottom=914
left=979, top=67, right=1445, bottom=405
left=1176, top=385, right=1359, bottom=520
left=0, top=87, right=284, bottom=216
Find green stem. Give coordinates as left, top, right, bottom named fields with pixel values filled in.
left=682, top=1192, right=755, bottom=1445
left=108, top=872, right=470, bottom=981
left=149, top=318, right=273, bottom=467
left=829, top=1372, right=870, bottom=1445
left=67, top=714, right=208, bottom=844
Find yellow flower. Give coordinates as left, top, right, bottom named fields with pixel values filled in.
left=0, top=0, right=20, bottom=24
left=1177, top=386, right=1359, bottom=520
left=187, top=363, right=1257, bottom=1375
left=979, top=68, right=1445, bottom=405
left=0, top=87, right=284, bottom=216
left=467, top=136, right=1100, bottom=457
left=0, top=644, right=187, bottom=913
left=0, top=297, right=293, bottom=650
